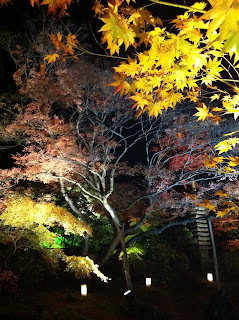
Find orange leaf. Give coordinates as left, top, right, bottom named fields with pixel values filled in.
left=196, top=199, right=216, bottom=212
left=202, top=199, right=216, bottom=212
left=203, top=154, right=224, bottom=169
left=41, top=0, right=71, bottom=16
left=195, top=202, right=205, bottom=207
left=114, top=83, right=124, bottom=95
left=207, top=113, right=221, bottom=124
left=215, top=190, right=227, bottom=198
left=177, top=132, right=182, bottom=140
left=184, top=192, right=196, bottom=200
left=40, top=63, right=46, bottom=75
left=212, top=107, right=223, bottom=112
left=0, top=0, right=11, bottom=5
left=30, top=0, right=39, bottom=6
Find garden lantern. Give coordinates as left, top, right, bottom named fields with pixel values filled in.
left=207, top=273, right=213, bottom=282
left=146, top=277, right=151, bottom=287
left=81, top=284, right=87, bottom=296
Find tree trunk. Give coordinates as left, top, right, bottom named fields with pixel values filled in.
left=99, top=231, right=121, bottom=266
left=116, top=225, right=133, bottom=291
left=102, top=198, right=133, bottom=291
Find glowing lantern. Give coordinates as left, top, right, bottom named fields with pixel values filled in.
left=146, top=277, right=151, bottom=287
left=81, top=284, right=87, bottom=296
left=207, top=273, right=213, bottom=282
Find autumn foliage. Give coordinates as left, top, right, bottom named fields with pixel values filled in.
left=2, top=0, right=239, bottom=288
left=22, top=0, right=239, bottom=176
left=0, top=194, right=109, bottom=282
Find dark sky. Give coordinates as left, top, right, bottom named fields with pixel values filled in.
left=0, top=0, right=207, bottom=89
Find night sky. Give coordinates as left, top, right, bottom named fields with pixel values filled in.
left=0, top=0, right=204, bottom=91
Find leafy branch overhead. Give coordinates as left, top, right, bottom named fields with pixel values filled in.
left=185, top=190, right=239, bottom=219
left=1, top=0, right=239, bottom=188
left=5, top=0, right=237, bottom=126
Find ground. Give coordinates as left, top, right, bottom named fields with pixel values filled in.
left=0, top=273, right=239, bottom=320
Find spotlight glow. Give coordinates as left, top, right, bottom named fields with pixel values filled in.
left=146, top=277, right=151, bottom=287
left=207, top=273, right=213, bottom=282
left=81, top=284, right=87, bottom=296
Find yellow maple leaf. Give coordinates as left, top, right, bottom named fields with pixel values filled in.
left=107, top=41, right=121, bottom=55
left=169, top=65, right=191, bottom=90
left=204, top=201, right=216, bottom=212
left=167, top=92, right=183, bottom=109
left=210, top=94, right=220, bottom=102
left=206, top=57, right=223, bottom=77
left=224, top=30, right=239, bottom=53
left=215, top=137, right=239, bottom=154
left=110, top=74, right=131, bottom=95
left=158, top=50, right=175, bottom=69
left=228, top=155, right=239, bottom=167
left=203, top=154, right=224, bottom=168
left=147, top=102, right=164, bottom=117
left=216, top=210, right=226, bottom=218
left=187, top=79, right=198, bottom=90
left=226, top=108, right=239, bottom=120
left=100, top=13, right=121, bottom=39
left=44, top=53, right=59, bottom=64
left=223, top=94, right=239, bottom=120
left=196, top=199, right=216, bottom=212
left=194, top=103, right=209, bottom=121
left=114, top=58, right=139, bottom=77
left=100, top=12, right=136, bottom=55
left=190, top=2, right=207, bottom=11
left=224, top=166, right=236, bottom=173
left=203, top=0, right=239, bottom=54
left=131, top=92, right=150, bottom=109
left=215, top=190, right=227, bottom=197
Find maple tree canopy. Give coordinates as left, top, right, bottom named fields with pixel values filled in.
left=1, top=0, right=239, bottom=156
left=0, top=0, right=239, bottom=214
left=1, top=0, right=239, bottom=290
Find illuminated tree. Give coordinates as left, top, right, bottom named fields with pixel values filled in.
left=41, top=0, right=239, bottom=176
left=1, top=0, right=239, bottom=290
left=0, top=0, right=239, bottom=211
left=0, top=194, right=109, bottom=282
left=0, top=48, right=229, bottom=289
